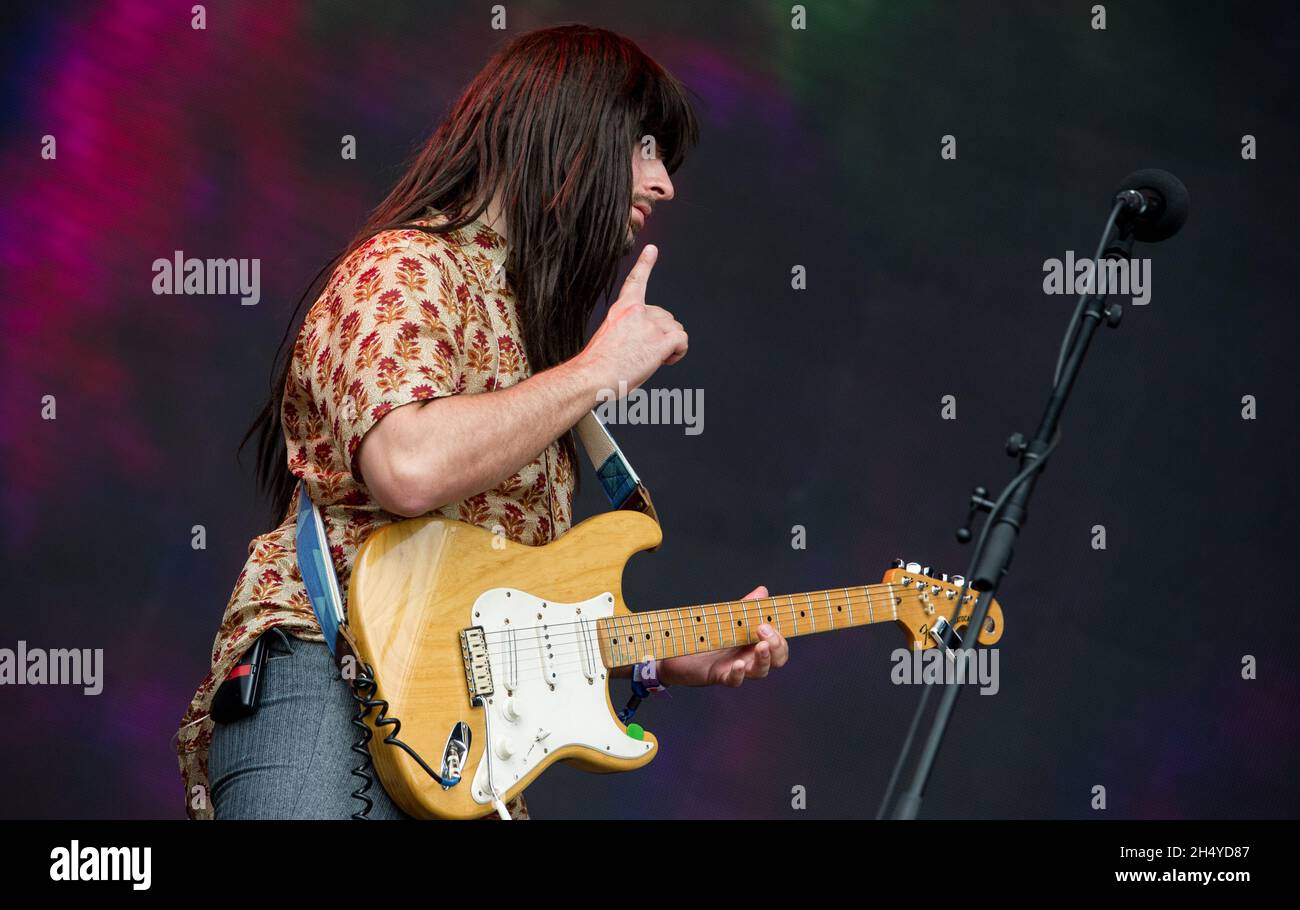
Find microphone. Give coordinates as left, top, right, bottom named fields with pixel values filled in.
left=1111, top=168, right=1190, bottom=242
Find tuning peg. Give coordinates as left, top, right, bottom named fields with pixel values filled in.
left=951, top=574, right=966, bottom=588
left=906, top=562, right=922, bottom=574
left=921, top=565, right=931, bottom=576
left=940, top=573, right=950, bottom=582
left=891, top=558, right=905, bottom=569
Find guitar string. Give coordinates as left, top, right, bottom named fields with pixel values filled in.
left=463, top=602, right=955, bottom=681
left=475, top=645, right=949, bottom=683
left=476, top=599, right=964, bottom=665
left=475, top=624, right=937, bottom=677
left=475, top=588, right=968, bottom=653
left=478, top=595, right=934, bottom=656
left=481, top=612, right=926, bottom=668
left=468, top=596, right=972, bottom=676
left=474, top=584, right=956, bottom=643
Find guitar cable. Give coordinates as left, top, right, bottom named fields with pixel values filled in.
left=347, top=660, right=456, bottom=819
left=348, top=677, right=377, bottom=820
left=477, top=697, right=515, bottom=820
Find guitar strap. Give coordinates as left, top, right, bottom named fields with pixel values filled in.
left=295, top=475, right=348, bottom=661
left=296, top=410, right=655, bottom=671
left=572, top=409, right=659, bottom=523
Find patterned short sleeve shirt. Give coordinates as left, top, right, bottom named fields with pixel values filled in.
left=175, top=210, right=574, bottom=819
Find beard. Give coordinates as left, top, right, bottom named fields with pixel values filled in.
left=621, top=213, right=638, bottom=255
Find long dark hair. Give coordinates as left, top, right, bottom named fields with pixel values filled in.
left=242, top=24, right=700, bottom=525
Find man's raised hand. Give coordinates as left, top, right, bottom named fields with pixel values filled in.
left=576, top=244, right=688, bottom=393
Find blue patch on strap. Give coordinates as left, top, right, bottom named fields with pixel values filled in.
left=595, top=452, right=637, bottom=509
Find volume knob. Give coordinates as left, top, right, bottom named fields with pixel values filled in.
left=494, top=738, right=514, bottom=760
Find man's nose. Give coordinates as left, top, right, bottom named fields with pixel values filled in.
left=646, top=159, right=675, bottom=202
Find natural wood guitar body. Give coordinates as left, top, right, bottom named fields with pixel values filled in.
left=348, top=509, right=663, bottom=819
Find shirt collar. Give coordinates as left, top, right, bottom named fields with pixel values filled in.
left=467, top=214, right=508, bottom=284
left=429, top=207, right=508, bottom=286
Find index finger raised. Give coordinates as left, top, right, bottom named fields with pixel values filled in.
left=619, top=244, right=659, bottom=299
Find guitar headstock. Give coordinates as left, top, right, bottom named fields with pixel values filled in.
left=880, top=560, right=1005, bottom=650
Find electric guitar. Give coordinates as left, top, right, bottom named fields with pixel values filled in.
left=347, top=509, right=1004, bottom=818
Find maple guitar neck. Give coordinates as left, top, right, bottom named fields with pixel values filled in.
left=597, top=581, right=981, bottom=670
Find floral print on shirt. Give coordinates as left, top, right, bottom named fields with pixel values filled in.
left=175, top=211, right=574, bottom=820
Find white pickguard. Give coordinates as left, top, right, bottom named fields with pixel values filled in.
left=468, top=588, right=655, bottom=806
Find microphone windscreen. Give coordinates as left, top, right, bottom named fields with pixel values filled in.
left=1114, top=168, right=1190, bottom=242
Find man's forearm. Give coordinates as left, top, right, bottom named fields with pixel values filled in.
left=377, top=356, right=602, bottom=516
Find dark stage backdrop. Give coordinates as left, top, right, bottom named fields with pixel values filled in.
left=2, top=1, right=1297, bottom=819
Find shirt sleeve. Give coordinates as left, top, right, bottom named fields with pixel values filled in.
left=307, top=231, right=469, bottom=483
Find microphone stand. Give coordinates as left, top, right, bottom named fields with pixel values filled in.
left=881, top=212, right=1136, bottom=820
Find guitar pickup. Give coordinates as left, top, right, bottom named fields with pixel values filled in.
left=537, top=623, right=557, bottom=687
left=460, top=626, right=494, bottom=706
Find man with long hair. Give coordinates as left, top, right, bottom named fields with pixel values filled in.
left=175, top=24, right=789, bottom=820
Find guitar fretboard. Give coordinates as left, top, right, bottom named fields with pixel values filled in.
left=597, top=583, right=956, bottom=669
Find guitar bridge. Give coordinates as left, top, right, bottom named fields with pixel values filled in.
left=460, top=626, right=494, bottom=706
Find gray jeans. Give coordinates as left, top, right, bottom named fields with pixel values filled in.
left=207, top=629, right=412, bottom=819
